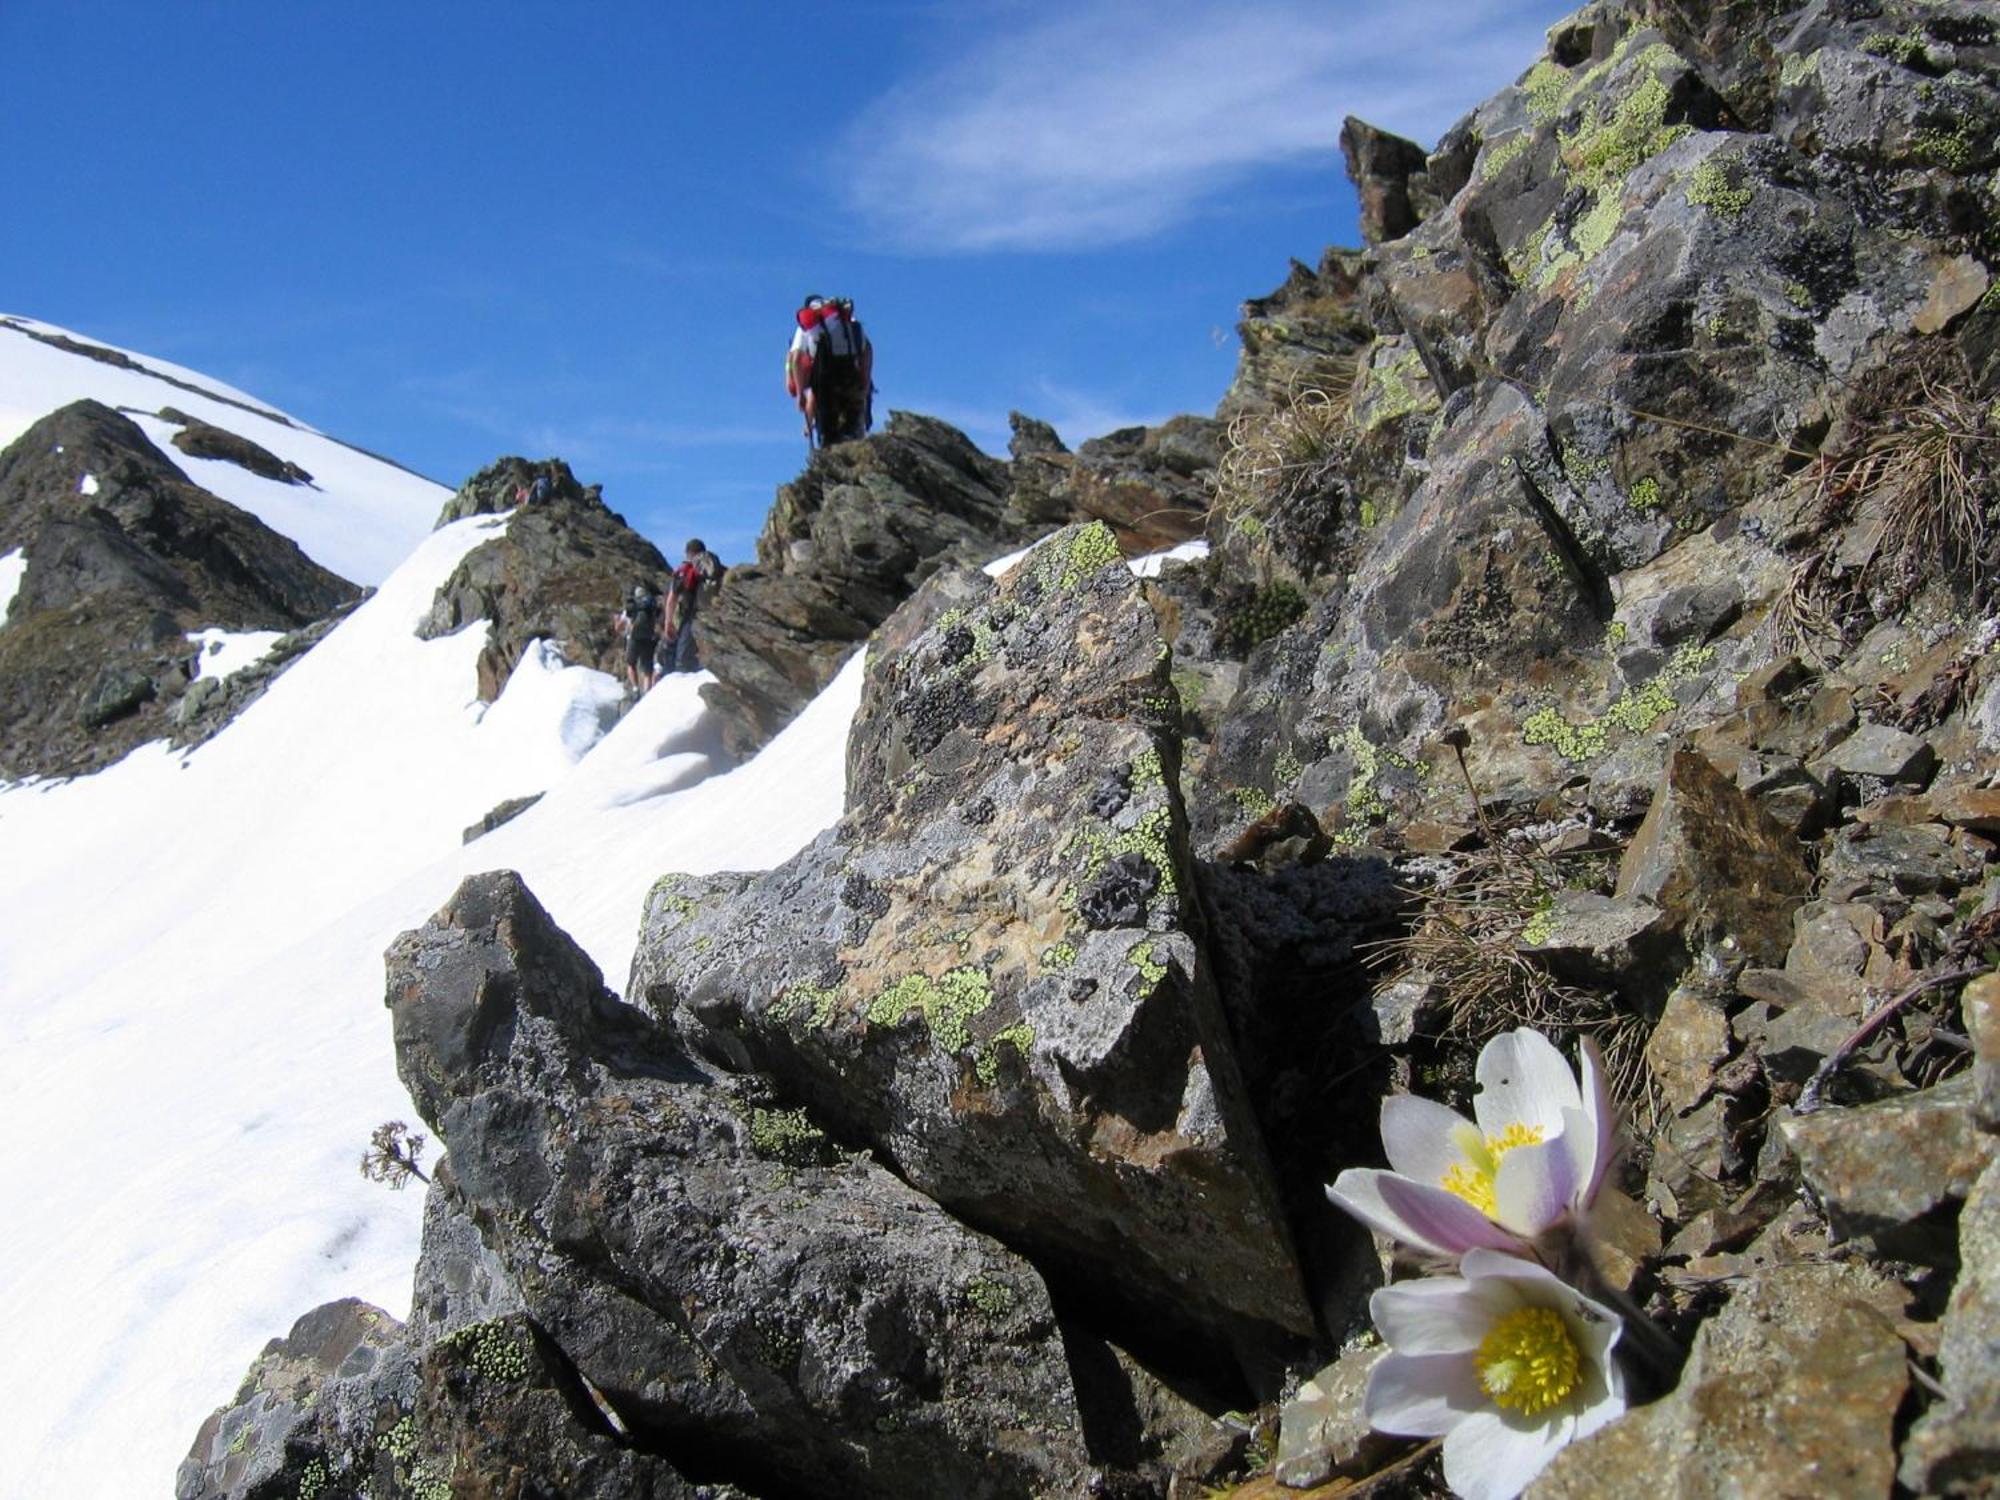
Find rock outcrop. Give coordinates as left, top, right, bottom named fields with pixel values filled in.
left=0, top=400, right=358, bottom=778
left=417, top=457, right=672, bottom=700
left=184, top=2, right=2000, bottom=1495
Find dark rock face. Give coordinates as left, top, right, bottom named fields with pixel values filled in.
left=378, top=869, right=1143, bottom=1499
left=417, top=457, right=670, bottom=701
left=1339, top=116, right=1436, bottom=243
left=696, top=412, right=1032, bottom=757
left=1010, top=416, right=1222, bottom=555
left=640, top=526, right=1316, bottom=1382
left=0, top=400, right=358, bottom=778
left=160, top=409, right=314, bottom=485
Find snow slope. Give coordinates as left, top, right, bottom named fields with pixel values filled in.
left=0, top=316, right=447, bottom=584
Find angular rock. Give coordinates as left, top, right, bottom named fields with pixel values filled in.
left=1820, top=720, right=1938, bottom=782
left=697, top=412, right=1045, bottom=756
left=1901, top=1156, right=2000, bottom=1496
left=418, top=457, right=671, bottom=700
left=1216, top=250, right=1374, bottom=420
left=163, top=411, right=313, bottom=485
left=1616, top=745, right=1814, bottom=964
left=1340, top=116, right=1433, bottom=244
left=1520, top=889, right=1678, bottom=995
left=1646, top=983, right=1732, bottom=1114
left=1967, top=972, right=2000, bottom=1133
left=1782, top=1078, right=1997, bottom=1245
left=1529, top=1262, right=1908, bottom=1500
left=388, top=869, right=1118, bottom=1499
left=638, top=526, right=1316, bottom=1380
left=1273, top=1342, right=1390, bottom=1489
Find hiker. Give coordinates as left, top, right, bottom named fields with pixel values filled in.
left=785, top=293, right=874, bottom=448
left=528, top=470, right=553, bottom=505
left=662, top=539, right=724, bottom=674
left=615, top=581, right=662, bottom=693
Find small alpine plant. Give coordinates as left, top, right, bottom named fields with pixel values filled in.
left=1366, top=1248, right=1628, bottom=1500
left=1326, top=1027, right=1615, bottom=1265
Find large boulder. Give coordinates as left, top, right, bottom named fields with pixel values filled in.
left=384, top=868, right=1150, bottom=1499
left=637, top=525, right=1317, bottom=1383
left=0, top=400, right=358, bottom=778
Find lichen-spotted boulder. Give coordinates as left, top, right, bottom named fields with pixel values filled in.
left=635, top=523, right=1317, bottom=1382
left=386, top=869, right=1107, bottom=1500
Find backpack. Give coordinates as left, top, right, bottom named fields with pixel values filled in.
left=669, top=558, right=712, bottom=633
left=811, top=304, right=866, bottom=401
left=627, top=590, right=660, bottom=637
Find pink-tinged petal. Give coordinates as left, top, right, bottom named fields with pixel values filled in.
left=1491, top=1134, right=1579, bottom=1237
left=1330, top=1169, right=1519, bottom=1257
left=1381, top=1094, right=1483, bottom=1183
left=1370, top=1276, right=1493, bottom=1355
left=1377, top=1173, right=1532, bottom=1255
left=1473, top=1028, right=1580, bottom=1140
left=1576, top=1035, right=1618, bottom=1203
left=1365, top=1351, right=1486, bottom=1437
left=1441, top=1407, right=1573, bottom=1500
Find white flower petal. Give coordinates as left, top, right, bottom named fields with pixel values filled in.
left=1381, top=1094, right=1483, bottom=1183
left=1473, top=1028, right=1580, bottom=1140
left=1491, top=1133, right=1579, bottom=1237
left=1441, top=1407, right=1573, bottom=1500
left=1370, top=1275, right=1510, bottom=1355
left=1365, top=1351, right=1487, bottom=1437
left=1576, top=1035, right=1617, bottom=1203
left=1328, top=1169, right=1525, bottom=1257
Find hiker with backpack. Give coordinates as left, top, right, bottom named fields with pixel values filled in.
left=785, top=293, right=874, bottom=448
left=615, top=581, right=662, bottom=693
left=661, top=539, right=724, bottom=674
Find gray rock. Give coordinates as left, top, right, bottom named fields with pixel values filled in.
left=1822, top=720, right=1939, bottom=781
left=1901, top=1156, right=2000, bottom=1496
left=388, top=869, right=1119, bottom=1498
left=638, top=527, right=1317, bottom=1380
left=1646, top=983, right=1732, bottom=1114
left=1783, top=1077, right=1997, bottom=1245
left=1273, top=1342, right=1391, bottom=1489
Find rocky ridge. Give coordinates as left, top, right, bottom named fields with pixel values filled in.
left=182, top=2, right=2000, bottom=1497
left=0, top=400, right=359, bottom=778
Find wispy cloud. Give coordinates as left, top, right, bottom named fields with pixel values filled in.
left=841, top=0, right=1557, bottom=252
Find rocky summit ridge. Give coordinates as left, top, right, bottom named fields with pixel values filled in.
left=177, top=2, right=2000, bottom=1497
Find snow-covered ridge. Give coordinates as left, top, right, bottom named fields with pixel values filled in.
left=0, top=315, right=449, bottom=585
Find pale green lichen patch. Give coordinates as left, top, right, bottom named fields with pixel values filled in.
left=1522, top=59, right=1572, bottom=122
left=1913, top=121, right=1976, bottom=173
left=749, top=1107, right=831, bottom=1166
left=1041, top=940, right=1077, bottom=970
left=1231, top=784, right=1276, bottom=818
left=440, top=1321, right=532, bottom=1383
left=1360, top=346, right=1435, bottom=431
left=1687, top=157, right=1753, bottom=217
left=1480, top=132, right=1533, bottom=180
left=297, top=1460, right=330, bottom=1500
left=1273, top=748, right=1305, bottom=787
left=1523, top=640, right=1718, bottom=762
left=975, top=1022, right=1035, bottom=1086
left=1359, top=497, right=1380, bottom=529
left=867, top=966, right=995, bottom=1053
left=1862, top=31, right=1927, bottom=67
left=1129, top=939, right=1169, bottom=987
left=383, top=1414, right=419, bottom=1462
left=1039, top=522, right=1124, bottom=590
left=1521, top=900, right=1558, bottom=946
left=1628, top=476, right=1663, bottom=511
left=1129, top=747, right=1164, bottom=791
left=1779, top=50, right=1821, bottom=89
left=772, top=977, right=846, bottom=1028
left=1573, top=186, right=1624, bottom=259
left=963, top=1274, right=1018, bottom=1319
left=1785, top=280, right=1814, bottom=309
left=647, top=873, right=698, bottom=921
left=1560, top=53, right=1693, bottom=189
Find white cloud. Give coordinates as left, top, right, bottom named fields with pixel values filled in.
left=841, top=0, right=1563, bottom=252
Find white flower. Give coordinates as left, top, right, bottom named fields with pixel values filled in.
left=1366, top=1248, right=1628, bottom=1500
left=1326, top=1028, right=1615, bottom=1260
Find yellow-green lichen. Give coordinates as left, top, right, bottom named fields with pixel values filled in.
left=647, top=873, right=698, bottom=921
left=1040, top=522, right=1124, bottom=590
left=1361, top=346, right=1434, bottom=431
left=963, top=1274, right=1018, bottom=1319
left=1523, top=640, right=1718, bottom=761
left=1785, top=280, right=1813, bottom=309
left=410, top=1464, right=454, bottom=1500
left=1628, top=476, right=1663, bottom=511
left=1481, top=133, right=1533, bottom=181
left=1231, top=784, right=1276, bottom=818
left=1573, top=186, right=1625, bottom=260
left=1358, top=497, right=1380, bottom=529
left=441, top=1320, right=532, bottom=1383
left=1236, top=514, right=1268, bottom=540
left=975, top=1022, right=1035, bottom=1086
left=773, top=978, right=846, bottom=1029
left=1862, top=31, right=1927, bottom=66
left=1561, top=59, right=1693, bottom=189
left=1687, top=157, right=1753, bottom=217
left=1129, top=747, right=1164, bottom=790
left=1521, top=901, right=1558, bottom=946
left=866, top=966, right=994, bottom=1053
left=1779, top=50, right=1820, bottom=89
left=1066, top=805, right=1180, bottom=899
left=1130, top=939, right=1169, bottom=987
left=1979, top=280, right=2000, bottom=313
left=1523, top=60, right=1572, bottom=122
left=1041, top=941, right=1077, bottom=970
left=1606, top=620, right=1628, bottom=648
left=1913, top=122, right=1976, bottom=173
left=383, top=1415, right=418, bottom=1462
left=1273, top=748, right=1305, bottom=787
left=750, top=1107, right=831, bottom=1166
left=297, top=1460, right=329, bottom=1500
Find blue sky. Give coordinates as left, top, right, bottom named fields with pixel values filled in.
left=4, top=1, right=1573, bottom=565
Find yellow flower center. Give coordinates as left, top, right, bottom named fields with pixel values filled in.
left=1475, top=1305, right=1581, bottom=1416
left=1439, top=1121, right=1545, bottom=1216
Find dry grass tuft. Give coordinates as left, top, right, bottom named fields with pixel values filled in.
left=1779, top=365, right=1996, bottom=656
left=1212, top=374, right=1357, bottom=526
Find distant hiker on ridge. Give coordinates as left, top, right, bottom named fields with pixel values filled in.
left=785, top=293, right=874, bottom=449
left=662, top=539, right=724, bottom=674
left=614, top=581, right=662, bottom=693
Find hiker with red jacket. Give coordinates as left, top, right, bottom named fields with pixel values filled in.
left=785, top=294, right=873, bottom=448
left=662, top=539, right=725, bottom=674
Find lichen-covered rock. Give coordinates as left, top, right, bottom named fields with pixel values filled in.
left=1901, top=1155, right=2000, bottom=1495
left=637, top=526, right=1316, bottom=1382
left=1781, top=1076, right=1997, bottom=1245
left=387, top=868, right=1122, bottom=1499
